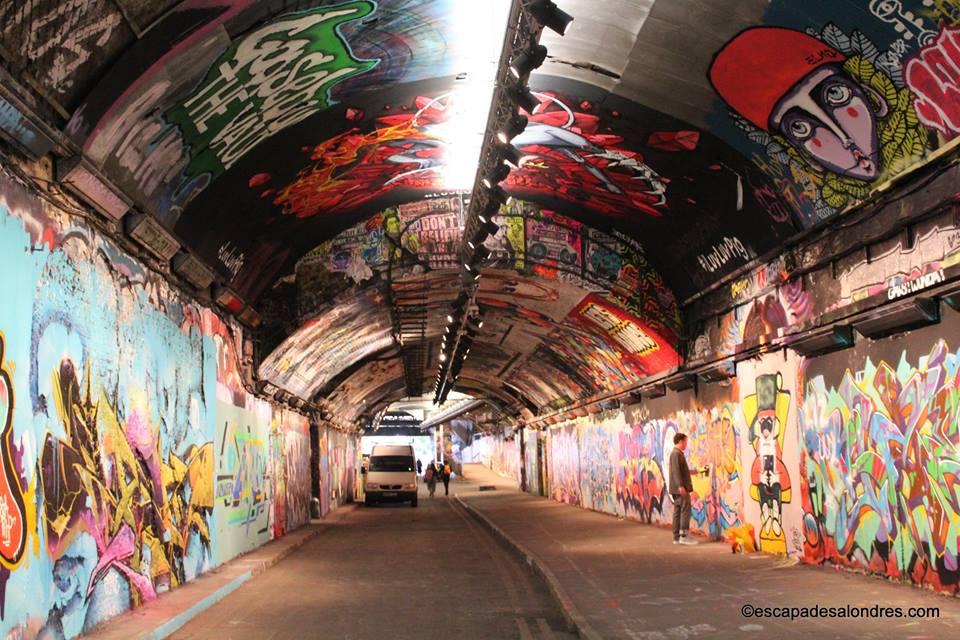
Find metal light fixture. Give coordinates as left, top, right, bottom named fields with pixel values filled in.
left=213, top=285, right=245, bottom=314
left=473, top=244, right=492, bottom=263
left=852, top=298, right=939, bottom=339
left=510, top=43, right=548, bottom=79
left=527, top=0, right=574, bottom=35
left=487, top=185, right=509, bottom=207
left=497, top=113, right=528, bottom=144
left=499, top=142, right=525, bottom=169
left=56, top=156, right=131, bottom=221
left=171, top=252, right=216, bottom=290
left=467, top=231, right=487, bottom=250
left=507, top=83, right=539, bottom=113
left=125, top=213, right=181, bottom=260
left=486, top=162, right=511, bottom=186
left=480, top=218, right=500, bottom=236
left=786, top=325, right=854, bottom=356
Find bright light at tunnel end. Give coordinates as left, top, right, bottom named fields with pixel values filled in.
left=441, top=0, right=511, bottom=190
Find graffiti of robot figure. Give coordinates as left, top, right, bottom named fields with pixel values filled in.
left=709, top=26, right=929, bottom=210
left=743, top=373, right=792, bottom=555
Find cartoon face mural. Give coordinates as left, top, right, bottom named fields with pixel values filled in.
left=712, top=28, right=891, bottom=182
left=710, top=22, right=938, bottom=214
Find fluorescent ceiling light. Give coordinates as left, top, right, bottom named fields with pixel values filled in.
left=440, top=0, right=511, bottom=190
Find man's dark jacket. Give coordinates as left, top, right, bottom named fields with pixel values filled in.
left=668, top=446, right=693, bottom=495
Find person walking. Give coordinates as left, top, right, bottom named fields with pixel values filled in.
left=416, top=458, right=423, bottom=475
left=669, top=433, right=703, bottom=545
left=441, top=461, right=452, bottom=496
left=424, top=461, right=437, bottom=497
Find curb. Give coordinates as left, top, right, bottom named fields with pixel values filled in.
left=129, top=503, right=359, bottom=640
left=455, top=496, right=604, bottom=640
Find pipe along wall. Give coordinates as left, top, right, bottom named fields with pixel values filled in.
left=0, top=173, right=357, bottom=638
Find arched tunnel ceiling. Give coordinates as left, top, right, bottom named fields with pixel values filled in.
left=9, top=0, right=959, bottom=415
left=259, top=197, right=681, bottom=419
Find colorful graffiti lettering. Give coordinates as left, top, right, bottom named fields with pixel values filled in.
left=615, top=408, right=742, bottom=538
left=616, top=422, right=666, bottom=523
left=579, top=423, right=618, bottom=514
left=800, top=340, right=960, bottom=593
left=905, top=25, right=960, bottom=138
left=0, top=334, right=26, bottom=570
left=549, top=425, right=580, bottom=504
left=39, top=357, right=214, bottom=619
left=743, top=373, right=792, bottom=554
left=167, top=2, right=378, bottom=181
left=215, top=409, right=268, bottom=533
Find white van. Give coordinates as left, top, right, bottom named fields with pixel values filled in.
left=362, top=444, right=418, bottom=507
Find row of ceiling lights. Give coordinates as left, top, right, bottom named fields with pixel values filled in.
left=434, top=0, right=573, bottom=405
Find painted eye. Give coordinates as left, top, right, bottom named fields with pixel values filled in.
left=788, top=119, right=813, bottom=140
left=824, top=84, right=853, bottom=106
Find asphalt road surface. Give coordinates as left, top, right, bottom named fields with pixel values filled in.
left=173, top=485, right=575, bottom=640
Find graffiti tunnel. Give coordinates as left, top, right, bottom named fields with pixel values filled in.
left=0, top=0, right=959, bottom=638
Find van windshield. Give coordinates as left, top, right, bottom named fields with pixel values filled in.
left=369, top=456, right=414, bottom=472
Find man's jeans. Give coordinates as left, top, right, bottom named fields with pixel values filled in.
left=671, top=492, right=692, bottom=539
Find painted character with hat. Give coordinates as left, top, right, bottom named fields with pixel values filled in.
left=709, top=26, right=928, bottom=210
left=743, top=373, right=792, bottom=555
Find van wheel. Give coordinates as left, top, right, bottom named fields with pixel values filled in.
left=410, top=496, right=418, bottom=508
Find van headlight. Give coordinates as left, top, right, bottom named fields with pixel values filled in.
left=403, top=483, right=416, bottom=490
left=365, top=482, right=380, bottom=490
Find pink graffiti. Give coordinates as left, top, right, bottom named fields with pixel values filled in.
left=906, top=26, right=960, bottom=138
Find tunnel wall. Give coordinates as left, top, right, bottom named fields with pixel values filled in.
left=0, top=172, right=351, bottom=638
left=503, top=308, right=960, bottom=594
left=464, top=434, right=521, bottom=484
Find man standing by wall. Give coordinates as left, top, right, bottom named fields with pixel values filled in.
left=669, top=433, right=702, bottom=545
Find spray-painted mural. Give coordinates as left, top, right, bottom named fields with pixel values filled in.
left=549, top=424, right=580, bottom=505
left=800, top=337, right=960, bottom=594
left=743, top=373, right=793, bottom=554
left=270, top=410, right=311, bottom=539
left=488, top=436, right=521, bottom=484
left=214, top=400, right=270, bottom=564
left=700, top=1, right=960, bottom=232
left=616, top=404, right=745, bottom=539
left=0, top=170, right=336, bottom=638
left=523, top=428, right=540, bottom=496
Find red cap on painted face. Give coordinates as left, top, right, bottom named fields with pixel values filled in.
left=709, top=27, right=846, bottom=131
